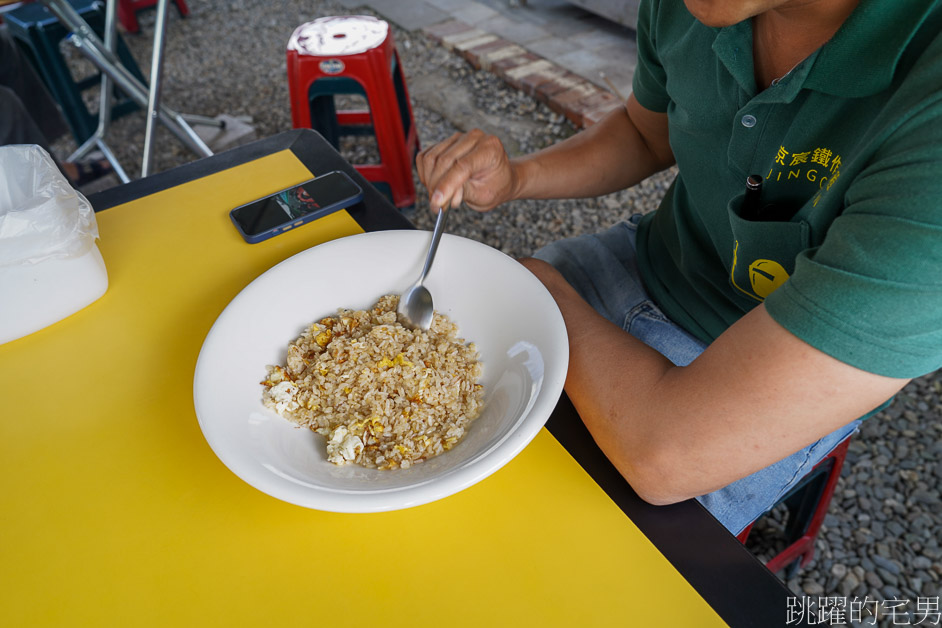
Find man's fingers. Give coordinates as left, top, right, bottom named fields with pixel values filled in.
left=416, top=134, right=458, bottom=191
left=425, top=130, right=486, bottom=190
left=416, top=132, right=462, bottom=189
left=451, top=186, right=464, bottom=210
left=433, top=151, right=482, bottom=210
left=415, top=129, right=508, bottom=212
left=417, top=132, right=462, bottom=169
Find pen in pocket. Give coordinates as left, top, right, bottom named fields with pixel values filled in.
left=742, top=174, right=764, bottom=221
left=741, top=174, right=797, bottom=222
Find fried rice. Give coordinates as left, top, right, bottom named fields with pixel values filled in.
left=261, top=294, right=484, bottom=469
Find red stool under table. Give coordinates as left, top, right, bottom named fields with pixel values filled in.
left=117, top=0, right=189, bottom=34
left=286, top=15, right=419, bottom=209
left=737, top=435, right=853, bottom=577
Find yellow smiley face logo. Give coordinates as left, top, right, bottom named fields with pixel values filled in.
left=748, top=259, right=790, bottom=298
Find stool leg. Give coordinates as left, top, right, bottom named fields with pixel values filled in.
left=782, top=466, right=830, bottom=544
left=286, top=54, right=313, bottom=130
left=368, top=61, right=415, bottom=207
left=391, top=51, right=417, bottom=155
left=173, top=0, right=189, bottom=18
left=117, top=0, right=141, bottom=34
left=763, top=437, right=852, bottom=576
left=310, top=94, right=342, bottom=150
left=30, top=24, right=98, bottom=143
left=784, top=557, right=802, bottom=580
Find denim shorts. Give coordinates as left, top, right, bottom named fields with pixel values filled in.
left=533, top=215, right=860, bottom=535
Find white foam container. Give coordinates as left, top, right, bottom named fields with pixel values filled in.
left=0, top=244, right=108, bottom=345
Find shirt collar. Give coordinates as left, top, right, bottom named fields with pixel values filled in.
left=711, top=21, right=755, bottom=97
left=712, top=0, right=938, bottom=100
left=805, top=0, right=939, bottom=97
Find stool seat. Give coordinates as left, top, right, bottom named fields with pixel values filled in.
left=288, top=15, right=388, bottom=57
left=286, top=16, right=419, bottom=209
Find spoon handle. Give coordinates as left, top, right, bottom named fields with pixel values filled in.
left=418, top=206, right=448, bottom=284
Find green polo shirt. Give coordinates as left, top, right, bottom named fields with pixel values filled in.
left=632, top=0, right=942, bottom=378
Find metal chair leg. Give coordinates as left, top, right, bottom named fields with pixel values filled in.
left=41, top=0, right=215, bottom=176
left=66, top=0, right=130, bottom=182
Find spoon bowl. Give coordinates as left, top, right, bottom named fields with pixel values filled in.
left=398, top=283, right=434, bottom=330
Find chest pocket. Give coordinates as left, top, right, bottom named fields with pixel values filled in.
left=727, top=191, right=811, bottom=304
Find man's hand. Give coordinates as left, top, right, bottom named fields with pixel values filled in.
left=415, top=129, right=518, bottom=212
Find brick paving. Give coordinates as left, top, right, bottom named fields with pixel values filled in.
left=341, top=0, right=637, bottom=128
left=424, top=18, right=624, bottom=128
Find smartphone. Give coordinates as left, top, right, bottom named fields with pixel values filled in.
left=229, top=170, right=364, bottom=243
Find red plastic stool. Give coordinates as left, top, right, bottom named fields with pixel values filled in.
left=117, top=0, right=188, bottom=34
left=738, top=435, right=852, bottom=577
left=286, top=15, right=419, bottom=209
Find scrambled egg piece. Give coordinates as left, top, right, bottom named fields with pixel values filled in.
left=377, top=353, right=414, bottom=369
left=314, top=330, right=333, bottom=347
left=268, top=381, right=299, bottom=413
left=261, top=365, right=288, bottom=387
left=326, top=425, right=364, bottom=465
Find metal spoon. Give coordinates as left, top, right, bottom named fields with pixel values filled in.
left=397, top=206, right=447, bottom=330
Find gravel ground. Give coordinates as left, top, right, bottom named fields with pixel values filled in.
left=52, top=0, right=940, bottom=617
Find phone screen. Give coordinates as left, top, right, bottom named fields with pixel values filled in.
left=230, top=172, right=363, bottom=238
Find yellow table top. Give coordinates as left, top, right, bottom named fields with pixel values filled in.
left=0, top=150, right=725, bottom=626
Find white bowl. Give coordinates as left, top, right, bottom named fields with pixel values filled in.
left=194, top=230, right=569, bottom=512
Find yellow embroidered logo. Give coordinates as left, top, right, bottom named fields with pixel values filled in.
left=748, top=259, right=789, bottom=298
left=730, top=241, right=790, bottom=302
left=766, top=144, right=843, bottom=207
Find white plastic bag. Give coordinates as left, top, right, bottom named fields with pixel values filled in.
left=0, top=145, right=108, bottom=345
left=0, top=144, right=99, bottom=266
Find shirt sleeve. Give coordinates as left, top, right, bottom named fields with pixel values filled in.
left=631, top=0, right=672, bottom=113
left=765, top=97, right=942, bottom=379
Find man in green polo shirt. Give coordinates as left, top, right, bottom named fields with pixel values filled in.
left=416, top=0, right=942, bottom=534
